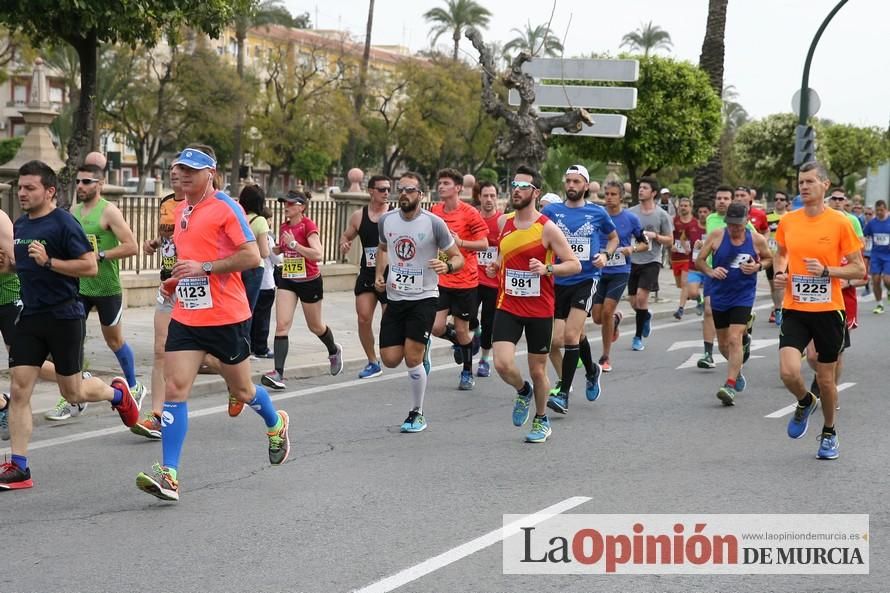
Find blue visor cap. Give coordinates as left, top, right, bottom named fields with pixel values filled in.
left=172, top=148, right=216, bottom=170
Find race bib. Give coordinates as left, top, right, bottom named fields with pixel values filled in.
left=692, top=248, right=701, bottom=261
left=176, top=276, right=213, bottom=310
left=87, top=234, right=98, bottom=253
left=390, top=265, right=423, bottom=294
left=567, top=237, right=591, bottom=260
left=505, top=269, right=540, bottom=297
left=604, top=250, right=626, bottom=267
left=791, top=274, right=830, bottom=303
left=673, top=239, right=688, bottom=254
left=768, top=238, right=778, bottom=252
left=364, top=247, right=377, bottom=267
left=874, top=233, right=890, bottom=246
left=477, top=246, right=498, bottom=265
left=282, top=256, right=307, bottom=279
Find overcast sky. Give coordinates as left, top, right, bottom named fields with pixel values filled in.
left=288, top=0, right=889, bottom=128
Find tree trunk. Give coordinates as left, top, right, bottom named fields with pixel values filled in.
left=692, top=0, right=729, bottom=207
left=230, top=31, right=246, bottom=197
left=61, top=32, right=99, bottom=208
left=453, top=29, right=460, bottom=61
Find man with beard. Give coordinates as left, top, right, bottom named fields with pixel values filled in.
left=43, top=164, right=142, bottom=423
left=486, top=165, right=579, bottom=443
left=375, top=171, right=464, bottom=433
left=542, top=165, right=617, bottom=415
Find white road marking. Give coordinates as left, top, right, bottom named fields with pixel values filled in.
left=675, top=338, right=777, bottom=369
left=667, top=339, right=705, bottom=351
left=765, top=382, right=856, bottom=418
left=350, top=496, right=591, bottom=593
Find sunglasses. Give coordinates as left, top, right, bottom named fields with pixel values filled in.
left=180, top=205, right=195, bottom=230
left=76, top=178, right=99, bottom=185
left=774, top=197, right=787, bottom=201
left=829, top=196, right=846, bottom=201
left=397, top=186, right=419, bottom=194
left=373, top=186, right=391, bottom=193
left=511, top=181, right=537, bottom=190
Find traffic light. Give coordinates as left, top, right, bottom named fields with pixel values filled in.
left=794, top=124, right=816, bottom=166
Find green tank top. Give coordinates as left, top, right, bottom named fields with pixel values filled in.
left=0, top=271, right=20, bottom=305
left=73, top=198, right=122, bottom=296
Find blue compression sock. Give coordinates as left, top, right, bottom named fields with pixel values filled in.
left=11, top=454, right=27, bottom=471
left=161, top=401, right=189, bottom=472
left=113, top=343, right=137, bottom=387
left=110, top=389, right=123, bottom=406
left=248, top=385, right=280, bottom=429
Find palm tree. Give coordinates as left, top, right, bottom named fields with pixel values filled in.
left=230, top=0, right=300, bottom=190
left=722, top=84, right=748, bottom=131
left=502, top=22, right=563, bottom=58
left=692, top=0, right=729, bottom=205
left=620, top=21, right=673, bottom=57
left=423, top=0, right=492, bottom=61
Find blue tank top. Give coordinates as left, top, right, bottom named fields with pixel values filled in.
left=710, top=229, right=758, bottom=310
left=542, top=202, right=616, bottom=285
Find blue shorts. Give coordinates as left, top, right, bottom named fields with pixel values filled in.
left=687, top=270, right=706, bottom=285
left=869, top=254, right=890, bottom=276
left=593, top=273, right=629, bottom=304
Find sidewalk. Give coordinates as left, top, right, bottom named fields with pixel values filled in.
left=1, top=267, right=774, bottom=426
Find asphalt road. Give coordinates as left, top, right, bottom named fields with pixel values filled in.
left=2, top=303, right=887, bottom=593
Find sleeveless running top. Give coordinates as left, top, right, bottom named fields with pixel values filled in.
left=73, top=198, right=122, bottom=296
left=359, top=205, right=389, bottom=271
left=496, top=213, right=554, bottom=318
left=709, top=229, right=758, bottom=310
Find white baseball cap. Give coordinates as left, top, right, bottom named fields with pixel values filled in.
left=660, top=187, right=671, bottom=194
left=564, top=165, right=590, bottom=183
left=540, top=193, right=563, bottom=205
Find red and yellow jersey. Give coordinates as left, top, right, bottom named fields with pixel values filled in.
left=496, top=213, right=554, bottom=318
left=430, top=201, right=489, bottom=289
left=171, top=191, right=254, bottom=327
left=776, top=207, right=861, bottom=313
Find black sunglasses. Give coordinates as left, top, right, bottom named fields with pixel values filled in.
left=373, top=186, right=391, bottom=192
left=76, top=178, right=99, bottom=185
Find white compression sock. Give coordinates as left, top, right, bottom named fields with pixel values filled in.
left=407, top=363, right=427, bottom=412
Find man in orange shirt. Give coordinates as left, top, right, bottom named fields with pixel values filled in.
left=773, top=161, right=865, bottom=460
left=430, top=168, right=489, bottom=391
left=135, top=146, right=290, bottom=501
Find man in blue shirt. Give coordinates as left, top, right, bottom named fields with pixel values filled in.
left=542, top=165, right=618, bottom=414
left=863, top=199, right=890, bottom=313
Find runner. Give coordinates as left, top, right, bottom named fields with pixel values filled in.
left=591, top=180, right=645, bottom=373
left=131, top=164, right=185, bottom=438
left=863, top=199, right=890, bottom=314
left=430, top=168, right=489, bottom=391
left=773, top=161, right=865, bottom=460
left=339, top=174, right=391, bottom=379
left=696, top=203, right=772, bottom=405
left=670, top=197, right=704, bottom=320
left=542, top=165, right=617, bottom=414
left=0, top=160, right=139, bottom=491
left=487, top=165, right=579, bottom=443
left=262, top=190, right=343, bottom=390
left=251, top=212, right=280, bottom=359
left=628, top=177, right=673, bottom=351
left=470, top=180, right=501, bottom=378
left=42, top=164, right=142, bottom=422
left=135, top=146, right=289, bottom=501
left=237, top=184, right=272, bottom=320
left=766, top=190, right=790, bottom=325
left=374, top=171, right=463, bottom=432
left=686, top=202, right=711, bottom=317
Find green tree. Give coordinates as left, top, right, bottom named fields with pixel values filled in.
left=563, top=56, right=722, bottom=197
left=0, top=0, right=236, bottom=188
left=423, top=0, right=492, bottom=61
left=230, top=0, right=301, bottom=191
left=691, top=0, right=729, bottom=205
left=503, top=22, right=564, bottom=58
left=821, top=123, right=889, bottom=186
left=620, top=21, right=673, bottom=57
left=731, top=113, right=823, bottom=190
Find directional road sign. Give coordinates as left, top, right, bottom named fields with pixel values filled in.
left=508, top=86, right=637, bottom=111
left=522, top=58, right=640, bottom=82
left=539, top=113, right=627, bottom=138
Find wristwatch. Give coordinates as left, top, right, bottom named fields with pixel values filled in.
left=202, top=261, right=213, bottom=275
left=446, top=261, right=454, bottom=274
left=43, top=257, right=52, bottom=270
left=821, top=267, right=830, bottom=278
left=98, top=250, right=106, bottom=262
left=546, top=263, right=554, bottom=275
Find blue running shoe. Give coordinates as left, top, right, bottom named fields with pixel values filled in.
left=423, top=337, right=432, bottom=375
left=632, top=336, right=644, bottom=351
left=358, top=361, right=383, bottom=379
left=642, top=314, right=652, bottom=338
left=512, top=383, right=532, bottom=426
left=774, top=308, right=783, bottom=327
left=526, top=416, right=552, bottom=443
left=585, top=362, right=602, bottom=402
left=787, top=396, right=820, bottom=439
left=817, top=432, right=839, bottom=459
left=458, top=370, right=475, bottom=391
left=400, top=410, right=426, bottom=433
left=735, top=372, right=746, bottom=393
left=476, top=359, right=490, bottom=377
left=716, top=385, right=736, bottom=406
left=547, top=393, right=568, bottom=415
